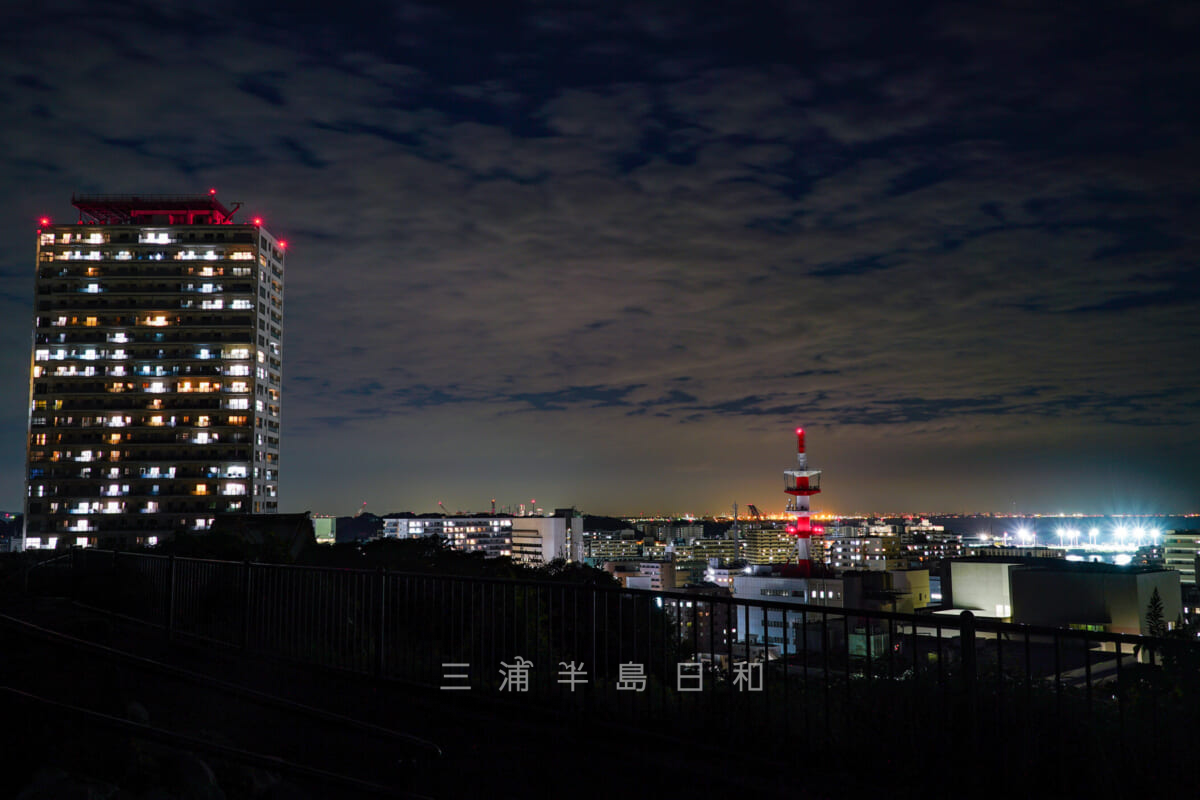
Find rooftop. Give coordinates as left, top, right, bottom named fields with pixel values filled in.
left=71, top=193, right=241, bottom=225
left=955, top=555, right=1175, bottom=574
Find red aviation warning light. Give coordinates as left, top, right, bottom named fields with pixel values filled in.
left=39, top=217, right=50, bottom=227
left=252, top=217, right=263, bottom=226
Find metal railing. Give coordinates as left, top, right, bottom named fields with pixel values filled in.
left=38, top=549, right=1200, bottom=794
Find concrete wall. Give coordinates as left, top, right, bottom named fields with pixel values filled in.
left=950, top=561, right=1017, bottom=617
left=1010, top=568, right=1181, bottom=635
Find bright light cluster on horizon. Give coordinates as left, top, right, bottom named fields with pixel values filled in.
left=983, top=523, right=1165, bottom=550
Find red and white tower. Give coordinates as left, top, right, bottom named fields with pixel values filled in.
left=784, top=427, right=822, bottom=577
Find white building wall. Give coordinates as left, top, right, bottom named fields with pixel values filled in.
left=950, top=561, right=1017, bottom=618
left=510, top=517, right=568, bottom=565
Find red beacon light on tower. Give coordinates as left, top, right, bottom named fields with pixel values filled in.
left=209, top=187, right=217, bottom=195
left=39, top=217, right=50, bottom=227
left=252, top=217, right=263, bottom=226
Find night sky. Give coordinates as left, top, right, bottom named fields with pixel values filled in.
left=2, top=1, right=1198, bottom=516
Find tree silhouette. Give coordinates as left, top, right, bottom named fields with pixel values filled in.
left=1146, top=587, right=1167, bottom=638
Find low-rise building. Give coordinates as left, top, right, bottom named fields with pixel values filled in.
left=824, top=534, right=904, bottom=572
left=684, top=537, right=739, bottom=564
left=743, top=526, right=797, bottom=565
left=383, top=516, right=514, bottom=558
left=603, top=559, right=677, bottom=591
left=381, top=513, right=576, bottom=565
left=949, top=556, right=1182, bottom=635
left=585, top=529, right=642, bottom=562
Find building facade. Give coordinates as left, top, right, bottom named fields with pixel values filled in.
left=24, top=195, right=285, bottom=549
left=382, top=516, right=514, bottom=558
left=742, top=526, right=798, bottom=565
left=381, top=514, right=577, bottom=565
left=1163, top=530, right=1200, bottom=585
left=949, top=556, right=1182, bottom=635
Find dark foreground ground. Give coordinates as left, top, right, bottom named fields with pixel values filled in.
left=3, top=595, right=869, bottom=800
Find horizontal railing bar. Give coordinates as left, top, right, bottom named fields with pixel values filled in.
left=70, top=548, right=1199, bottom=652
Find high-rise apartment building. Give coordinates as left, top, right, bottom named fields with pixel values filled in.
left=24, top=194, right=285, bottom=549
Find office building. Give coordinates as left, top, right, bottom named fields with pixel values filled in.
left=24, top=194, right=285, bottom=549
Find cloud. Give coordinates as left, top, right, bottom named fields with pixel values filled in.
left=0, top=0, right=1197, bottom=512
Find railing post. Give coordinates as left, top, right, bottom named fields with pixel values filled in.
left=110, top=546, right=120, bottom=621
left=375, top=567, right=386, bottom=680
left=958, top=610, right=978, bottom=785
left=69, top=547, right=78, bottom=602
left=960, top=609, right=977, bottom=696
left=241, top=560, right=252, bottom=652
left=166, top=554, right=177, bottom=637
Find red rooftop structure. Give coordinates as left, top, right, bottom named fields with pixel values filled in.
left=72, top=193, right=242, bottom=225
